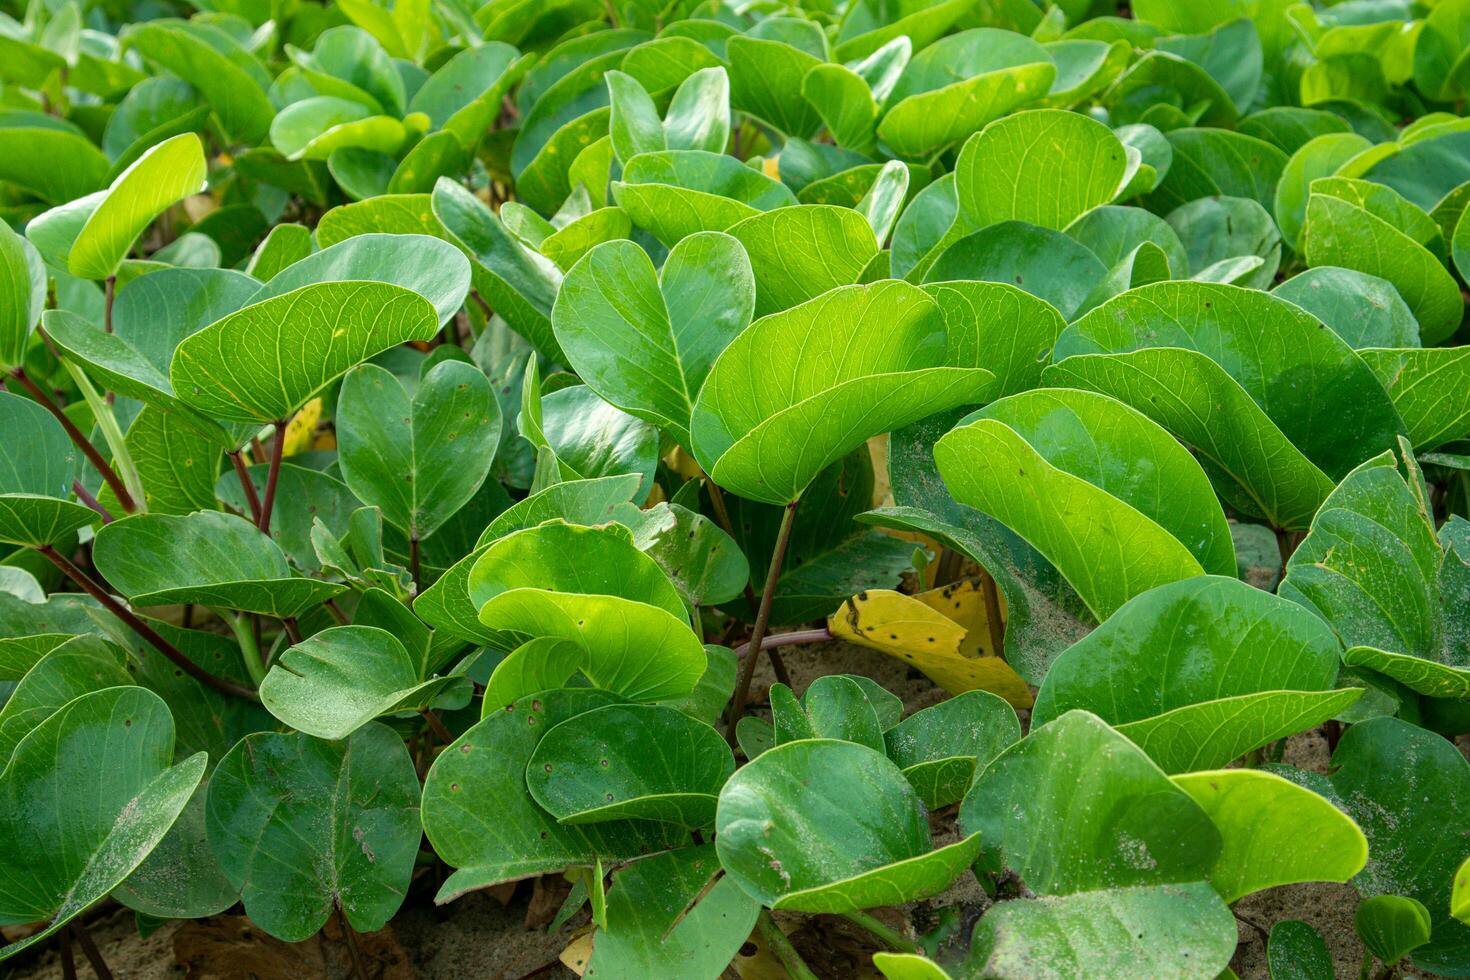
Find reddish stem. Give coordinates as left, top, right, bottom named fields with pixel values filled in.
left=9, top=367, right=137, bottom=513
left=257, top=422, right=285, bottom=533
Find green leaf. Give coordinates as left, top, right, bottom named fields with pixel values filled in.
left=612, top=150, right=796, bottom=247
left=960, top=711, right=1222, bottom=894
left=0, top=220, right=44, bottom=369
left=883, top=690, right=1020, bottom=809
left=206, top=723, right=420, bottom=942
left=1172, top=769, right=1367, bottom=903
left=68, top=133, right=206, bottom=281
left=1356, top=895, right=1434, bottom=967
left=0, top=687, right=205, bottom=961
left=247, top=231, right=471, bottom=327
left=1032, top=576, right=1348, bottom=773
left=627, top=502, right=748, bottom=608
left=470, top=522, right=704, bottom=701
left=432, top=178, right=566, bottom=362
left=925, top=221, right=1107, bottom=320
left=0, top=125, right=109, bottom=204
left=583, top=845, right=760, bottom=980
left=1328, top=717, right=1470, bottom=974
left=727, top=33, right=823, bottom=138
left=1144, top=127, right=1286, bottom=215
left=936, top=389, right=1230, bottom=620
left=965, top=882, right=1237, bottom=979
left=876, top=29, right=1055, bottom=158
left=1274, top=132, right=1373, bottom=251
left=481, top=637, right=587, bottom=715
left=551, top=232, right=752, bottom=447
left=1167, top=195, right=1282, bottom=289
left=1282, top=448, right=1469, bottom=699
left=527, top=703, right=733, bottom=827
left=92, top=511, right=345, bottom=618
left=955, top=109, right=1127, bottom=231
left=0, top=634, right=133, bottom=764
left=921, top=280, right=1066, bottom=398
left=123, top=22, right=275, bottom=144
left=422, top=689, right=683, bottom=900
left=716, top=738, right=980, bottom=912
left=1268, top=920, right=1334, bottom=980
left=692, top=280, right=992, bottom=505
left=171, top=281, right=440, bottom=424
left=336, top=361, right=501, bottom=540
left=1359, top=347, right=1470, bottom=452
left=1305, top=189, right=1463, bottom=344
left=0, top=392, right=94, bottom=548
left=118, top=405, right=221, bottom=515
left=726, top=205, right=879, bottom=316
left=1053, top=280, right=1405, bottom=487
left=416, top=474, right=642, bottom=644
left=260, top=626, right=470, bottom=740
left=1273, top=267, right=1420, bottom=350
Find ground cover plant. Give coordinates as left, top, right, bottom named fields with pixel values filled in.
left=1, top=0, right=1470, bottom=977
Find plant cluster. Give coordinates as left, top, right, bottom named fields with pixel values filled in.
left=1, top=0, right=1469, bottom=977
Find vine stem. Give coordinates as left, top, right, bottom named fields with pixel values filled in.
left=337, top=909, right=368, bottom=980
left=725, top=499, right=798, bottom=746
left=38, top=544, right=259, bottom=701
left=755, top=911, right=818, bottom=980
left=704, top=478, right=792, bottom=684
left=72, top=921, right=114, bottom=980
left=103, top=275, right=116, bottom=333
left=220, top=608, right=266, bottom=687
left=8, top=367, right=137, bottom=513
left=228, top=449, right=263, bottom=523
left=257, top=421, right=286, bottom=533
left=841, top=910, right=918, bottom=954
left=735, top=627, right=833, bottom=661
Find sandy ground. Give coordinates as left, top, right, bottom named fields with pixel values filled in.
left=4, top=639, right=1449, bottom=980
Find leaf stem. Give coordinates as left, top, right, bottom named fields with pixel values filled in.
left=71, top=920, right=114, bottom=980
left=228, top=449, right=262, bottom=523
left=37, top=545, right=259, bottom=700
left=337, top=909, right=368, bottom=980
left=71, top=480, right=113, bottom=523
left=8, top=367, right=137, bottom=513
left=409, top=534, right=422, bottom=590
left=219, top=608, right=266, bottom=687
left=725, top=498, right=798, bottom=745
left=755, top=911, right=818, bottom=980
left=841, top=910, right=918, bottom=954
left=103, top=275, right=116, bottom=334
left=735, top=627, right=833, bottom=660
left=979, top=567, right=1005, bottom=657
left=257, top=421, right=285, bottom=533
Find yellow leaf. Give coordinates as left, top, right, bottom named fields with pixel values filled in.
left=762, top=155, right=781, bottom=181
left=281, top=397, right=321, bottom=457
left=560, top=929, right=594, bottom=976
left=828, top=587, right=1033, bottom=708
left=913, top=579, right=1008, bottom=659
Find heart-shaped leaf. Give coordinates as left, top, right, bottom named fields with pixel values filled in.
left=551, top=232, right=753, bottom=447
left=206, top=723, right=420, bottom=942
left=883, top=690, right=1021, bottom=809
left=336, top=361, right=501, bottom=540
left=0, top=221, right=44, bottom=370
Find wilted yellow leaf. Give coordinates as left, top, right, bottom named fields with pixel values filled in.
left=828, top=586, right=1033, bottom=708
left=560, top=929, right=594, bottom=976
left=281, top=397, right=321, bottom=457
left=913, top=579, right=1008, bottom=658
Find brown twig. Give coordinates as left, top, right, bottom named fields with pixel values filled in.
left=72, top=921, right=114, bottom=980
left=979, top=567, right=1006, bottom=657
left=9, top=367, right=137, bottom=513
left=37, top=544, right=259, bottom=701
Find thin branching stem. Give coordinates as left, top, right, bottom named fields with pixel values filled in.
left=725, top=499, right=798, bottom=745
left=71, top=480, right=114, bottom=523
left=228, top=449, right=263, bottom=523
left=38, top=545, right=259, bottom=701
left=841, top=910, right=918, bottom=954
left=755, top=911, right=818, bottom=980
left=8, top=367, right=137, bottom=513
